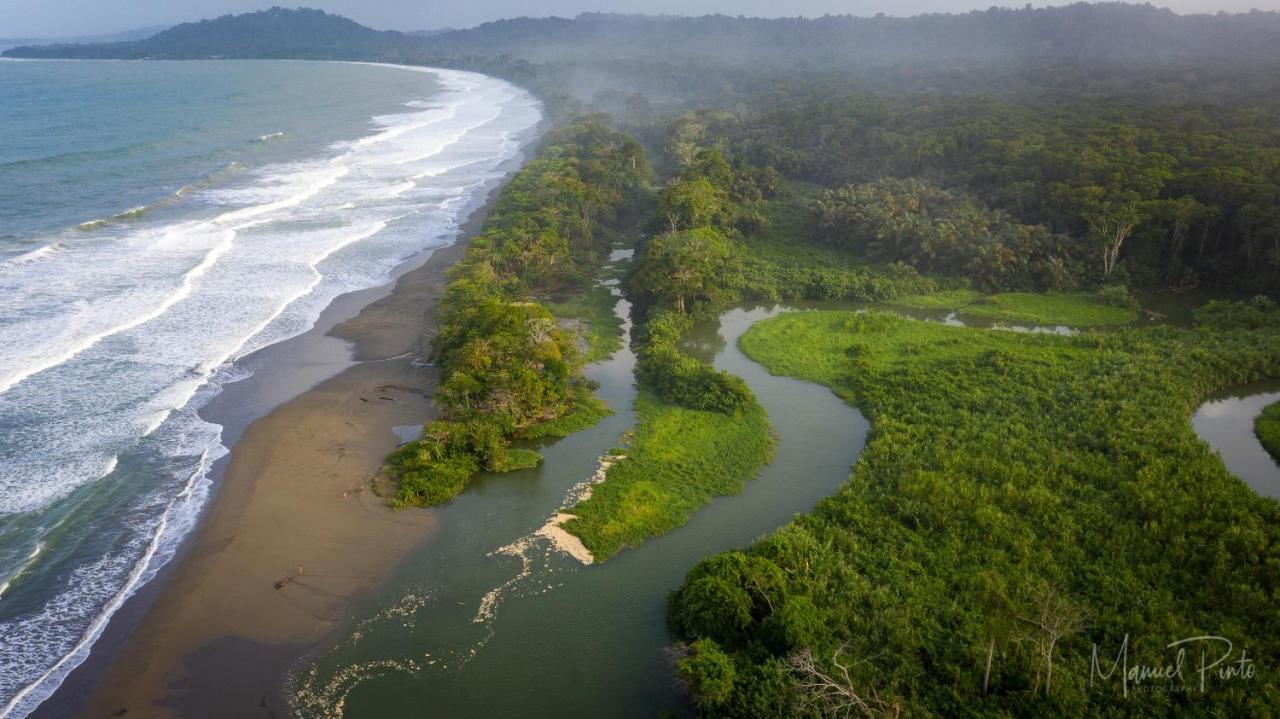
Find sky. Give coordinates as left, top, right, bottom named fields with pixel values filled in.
left=1, top=0, right=1277, bottom=39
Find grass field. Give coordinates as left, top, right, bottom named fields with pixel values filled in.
left=891, top=290, right=1138, bottom=326
left=563, top=390, right=774, bottom=561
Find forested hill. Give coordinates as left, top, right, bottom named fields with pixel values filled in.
left=2, top=7, right=417, bottom=60
left=7, top=4, right=1280, bottom=65
left=417, top=5, right=1280, bottom=66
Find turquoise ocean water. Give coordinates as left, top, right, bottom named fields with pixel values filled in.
left=0, top=59, right=539, bottom=717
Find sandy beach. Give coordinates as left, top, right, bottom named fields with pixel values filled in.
left=34, top=204, right=488, bottom=719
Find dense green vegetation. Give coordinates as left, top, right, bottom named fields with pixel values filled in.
left=570, top=143, right=953, bottom=560
left=1257, top=401, right=1280, bottom=463
left=668, top=302, right=1280, bottom=716
left=710, top=92, right=1280, bottom=292
left=35, top=8, right=1280, bottom=716
left=389, top=119, right=650, bottom=506
left=563, top=390, right=773, bottom=561
left=735, top=184, right=942, bottom=304
left=629, top=150, right=765, bottom=415
left=813, top=178, right=1082, bottom=291
left=559, top=150, right=779, bottom=556
left=569, top=133, right=1152, bottom=561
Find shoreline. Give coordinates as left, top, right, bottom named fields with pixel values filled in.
left=27, top=120, right=540, bottom=718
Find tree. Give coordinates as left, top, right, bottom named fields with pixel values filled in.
left=1073, top=185, right=1145, bottom=279
left=658, top=177, right=725, bottom=233
left=785, top=646, right=901, bottom=718
left=975, top=571, right=1016, bottom=696
left=632, top=228, right=735, bottom=313
left=1016, top=584, right=1086, bottom=697
left=677, top=639, right=738, bottom=709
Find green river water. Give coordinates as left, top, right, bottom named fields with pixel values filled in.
left=290, top=252, right=870, bottom=718
left=289, top=256, right=1279, bottom=717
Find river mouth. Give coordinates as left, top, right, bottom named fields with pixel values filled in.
left=1192, top=380, right=1280, bottom=498
left=284, top=288, right=1280, bottom=717
left=287, top=293, right=1153, bottom=717
left=289, top=285, right=869, bottom=717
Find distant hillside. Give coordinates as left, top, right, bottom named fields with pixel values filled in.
left=3, top=7, right=415, bottom=60
left=0, top=25, right=166, bottom=52
left=7, top=4, right=1280, bottom=66
left=416, top=5, right=1280, bottom=65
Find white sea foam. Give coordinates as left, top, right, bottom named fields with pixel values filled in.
left=0, top=63, right=541, bottom=718
left=0, top=243, right=61, bottom=271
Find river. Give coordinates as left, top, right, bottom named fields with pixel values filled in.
left=290, top=253, right=869, bottom=718
left=1192, top=380, right=1280, bottom=499
left=289, top=273, right=1279, bottom=717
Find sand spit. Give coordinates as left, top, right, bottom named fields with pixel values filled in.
left=534, top=452, right=627, bottom=565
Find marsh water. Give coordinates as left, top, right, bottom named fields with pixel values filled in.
left=1192, top=380, right=1280, bottom=498
left=290, top=258, right=870, bottom=717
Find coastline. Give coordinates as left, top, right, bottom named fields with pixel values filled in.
left=26, top=126, right=538, bottom=718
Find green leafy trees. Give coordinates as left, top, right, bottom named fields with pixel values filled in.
left=658, top=177, right=724, bottom=233
left=632, top=228, right=736, bottom=314
left=677, top=639, right=738, bottom=710
left=814, top=178, right=1076, bottom=291
left=669, top=305, right=1280, bottom=717
left=389, top=119, right=651, bottom=506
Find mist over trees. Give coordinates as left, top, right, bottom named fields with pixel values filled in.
left=14, top=4, right=1280, bottom=65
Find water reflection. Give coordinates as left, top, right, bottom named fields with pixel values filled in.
left=1192, top=380, right=1280, bottom=498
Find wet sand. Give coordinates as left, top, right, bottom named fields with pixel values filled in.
left=49, top=210, right=480, bottom=718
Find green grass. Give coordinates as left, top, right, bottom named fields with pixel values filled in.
left=890, top=288, right=983, bottom=309
left=740, top=182, right=862, bottom=270
left=520, top=385, right=614, bottom=441
left=733, top=183, right=940, bottom=302
left=960, top=292, right=1137, bottom=326
left=490, top=447, right=544, bottom=472
left=545, top=284, right=626, bottom=363
left=1257, top=400, right=1280, bottom=462
left=891, top=290, right=1138, bottom=326
left=562, top=390, right=775, bottom=561
left=668, top=308, right=1280, bottom=716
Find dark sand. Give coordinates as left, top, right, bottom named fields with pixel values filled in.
left=51, top=211, right=479, bottom=719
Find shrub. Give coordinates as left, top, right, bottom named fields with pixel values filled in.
left=677, top=639, right=737, bottom=709
left=1097, top=283, right=1139, bottom=309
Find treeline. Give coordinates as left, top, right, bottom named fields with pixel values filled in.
left=813, top=179, right=1082, bottom=292
left=669, top=300, right=1280, bottom=717
left=389, top=119, right=649, bottom=505
left=414, top=5, right=1280, bottom=66
left=16, top=5, right=1280, bottom=66
left=629, top=146, right=951, bottom=413
left=628, top=150, right=769, bottom=416
left=678, top=92, right=1280, bottom=291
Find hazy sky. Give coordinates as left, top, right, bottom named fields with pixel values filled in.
left=1, top=0, right=1276, bottom=39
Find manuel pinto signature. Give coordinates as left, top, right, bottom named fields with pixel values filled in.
left=1090, top=634, right=1257, bottom=696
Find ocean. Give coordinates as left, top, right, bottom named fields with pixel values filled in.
left=0, top=59, right=540, bottom=717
